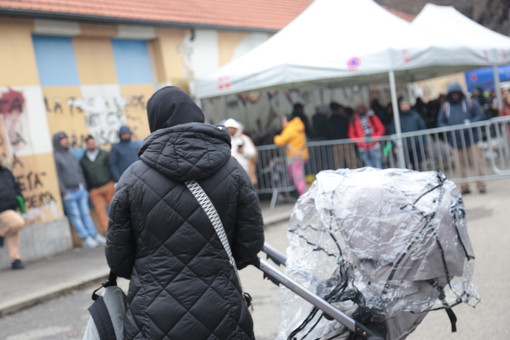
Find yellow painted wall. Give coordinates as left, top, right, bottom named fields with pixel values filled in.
left=153, top=27, right=188, bottom=85
left=13, top=153, right=64, bottom=222
left=120, top=84, right=154, bottom=140
left=0, top=118, right=62, bottom=222
left=73, top=37, right=117, bottom=85
left=42, top=86, right=90, bottom=147
left=217, top=31, right=248, bottom=66
left=0, top=18, right=39, bottom=86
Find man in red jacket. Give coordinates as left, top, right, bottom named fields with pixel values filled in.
left=348, top=104, right=385, bottom=168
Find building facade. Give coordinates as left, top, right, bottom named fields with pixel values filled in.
left=0, top=14, right=279, bottom=268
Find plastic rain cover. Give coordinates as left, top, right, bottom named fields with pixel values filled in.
left=278, top=168, right=479, bottom=340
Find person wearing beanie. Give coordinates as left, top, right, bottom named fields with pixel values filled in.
left=109, top=125, right=140, bottom=182
left=52, top=131, right=106, bottom=248
left=106, top=86, right=264, bottom=340
left=224, top=118, right=258, bottom=185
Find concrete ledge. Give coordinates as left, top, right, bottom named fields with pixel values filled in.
left=0, top=218, right=73, bottom=270
left=0, top=267, right=109, bottom=317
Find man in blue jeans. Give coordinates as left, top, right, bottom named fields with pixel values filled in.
left=53, top=132, right=106, bottom=247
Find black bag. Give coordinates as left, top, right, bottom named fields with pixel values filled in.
left=83, top=272, right=126, bottom=340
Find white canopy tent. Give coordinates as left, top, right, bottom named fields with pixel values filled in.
left=412, top=3, right=510, bottom=109
left=193, top=0, right=496, bottom=167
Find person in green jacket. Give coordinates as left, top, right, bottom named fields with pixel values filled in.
left=80, top=135, right=115, bottom=234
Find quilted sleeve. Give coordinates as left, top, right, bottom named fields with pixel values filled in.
left=106, top=179, right=136, bottom=279
left=233, top=175, right=265, bottom=270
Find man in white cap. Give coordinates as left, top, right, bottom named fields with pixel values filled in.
left=224, top=118, right=258, bottom=185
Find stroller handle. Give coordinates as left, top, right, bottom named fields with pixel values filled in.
left=263, top=242, right=287, bottom=266
left=256, top=258, right=385, bottom=340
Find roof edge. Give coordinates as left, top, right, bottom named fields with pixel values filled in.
left=0, top=8, right=279, bottom=33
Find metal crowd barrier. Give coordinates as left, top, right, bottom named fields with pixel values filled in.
left=254, top=116, right=510, bottom=207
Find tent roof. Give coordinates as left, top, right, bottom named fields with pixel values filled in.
left=412, top=3, right=510, bottom=64
left=194, top=0, right=491, bottom=98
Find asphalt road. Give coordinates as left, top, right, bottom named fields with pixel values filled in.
left=1, top=178, right=509, bottom=339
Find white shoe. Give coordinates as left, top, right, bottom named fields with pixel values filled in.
left=95, top=234, right=107, bottom=245
left=83, top=236, right=99, bottom=248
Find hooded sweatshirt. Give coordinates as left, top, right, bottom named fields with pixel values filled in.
left=224, top=118, right=257, bottom=174
left=52, top=132, right=86, bottom=195
left=437, top=83, right=485, bottom=147
left=106, top=86, right=264, bottom=340
left=109, top=125, right=140, bottom=182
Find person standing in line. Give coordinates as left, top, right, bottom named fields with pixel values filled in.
left=391, top=101, right=427, bottom=170
left=274, top=111, right=309, bottom=196
left=53, top=132, right=106, bottom=247
left=348, top=103, right=385, bottom=168
left=327, top=102, right=357, bottom=169
left=109, top=125, right=139, bottom=182
left=80, top=135, right=115, bottom=234
left=106, top=86, right=264, bottom=339
left=437, top=83, right=486, bottom=194
left=499, top=90, right=510, bottom=117
left=291, top=103, right=313, bottom=138
left=224, top=118, right=258, bottom=186
left=311, top=105, right=329, bottom=141
left=499, top=90, right=510, bottom=141
left=0, top=161, right=27, bottom=269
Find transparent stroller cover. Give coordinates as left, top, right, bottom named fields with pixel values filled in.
left=277, top=168, right=480, bottom=340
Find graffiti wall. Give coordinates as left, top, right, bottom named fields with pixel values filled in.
left=0, top=86, right=62, bottom=222
left=44, top=85, right=152, bottom=148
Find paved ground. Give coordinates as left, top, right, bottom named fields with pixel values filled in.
left=0, top=202, right=294, bottom=317
left=1, top=177, right=509, bottom=339
left=248, top=178, right=510, bottom=339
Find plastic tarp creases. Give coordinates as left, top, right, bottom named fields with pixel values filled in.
left=278, top=168, right=479, bottom=340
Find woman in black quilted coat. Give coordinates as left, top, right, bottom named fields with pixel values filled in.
left=106, top=86, right=264, bottom=340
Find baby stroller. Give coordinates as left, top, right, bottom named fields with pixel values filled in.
left=256, top=168, right=479, bottom=340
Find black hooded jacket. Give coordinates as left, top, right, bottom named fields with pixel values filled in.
left=105, top=87, right=264, bottom=340
left=0, top=166, right=23, bottom=213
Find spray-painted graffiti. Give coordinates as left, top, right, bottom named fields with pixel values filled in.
left=45, top=94, right=147, bottom=146
left=0, top=150, right=60, bottom=221
left=0, top=89, right=28, bottom=152
left=15, top=170, right=56, bottom=211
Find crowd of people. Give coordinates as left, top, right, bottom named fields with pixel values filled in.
left=243, top=83, right=510, bottom=197
left=53, top=126, right=142, bottom=249
left=2, top=86, right=265, bottom=339
left=1, top=82, right=509, bottom=338
left=3, top=83, right=510, bottom=272
left=0, top=124, right=142, bottom=269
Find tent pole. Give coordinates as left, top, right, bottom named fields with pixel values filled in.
left=389, top=70, right=406, bottom=168
left=493, top=65, right=503, bottom=111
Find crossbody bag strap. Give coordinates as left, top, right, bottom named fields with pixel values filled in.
left=185, top=180, right=244, bottom=292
